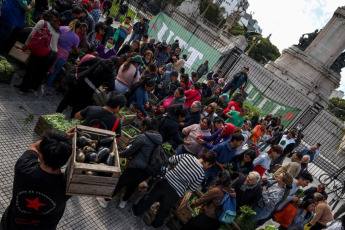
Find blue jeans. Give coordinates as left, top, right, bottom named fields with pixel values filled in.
left=176, top=145, right=183, bottom=155
left=253, top=205, right=272, bottom=221
left=258, top=141, right=270, bottom=152
left=115, top=80, right=129, bottom=93
left=115, top=12, right=123, bottom=21
left=128, top=33, right=142, bottom=44
left=0, top=19, right=17, bottom=51
left=201, top=170, right=218, bottom=193
left=46, top=58, right=66, bottom=87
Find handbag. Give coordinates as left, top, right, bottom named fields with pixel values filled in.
left=273, top=202, right=299, bottom=227
left=93, top=86, right=108, bottom=106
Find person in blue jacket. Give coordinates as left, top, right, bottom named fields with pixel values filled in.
left=201, top=133, right=244, bottom=193
left=128, top=78, right=155, bottom=118
left=222, top=67, right=249, bottom=98
left=0, top=0, right=35, bottom=52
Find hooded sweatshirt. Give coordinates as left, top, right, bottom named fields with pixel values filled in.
left=191, top=186, right=236, bottom=219
left=120, top=130, right=163, bottom=169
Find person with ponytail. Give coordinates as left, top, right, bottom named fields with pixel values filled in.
left=127, top=78, right=155, bottom=118
left=115, top=55, right=144, bottom=93
left=18, top=10, right=61, bottom=94
left=183, top=171, right=236, bottom=230
left=45, top=19, right=80, bottom=93
left=253, top=172, right=294, bottom=224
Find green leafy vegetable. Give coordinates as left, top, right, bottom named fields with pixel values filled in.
left=43, top=113, right=81, bottom=131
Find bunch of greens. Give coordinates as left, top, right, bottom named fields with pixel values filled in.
left=234, top=205, right=257, bottom=230
left=119, top=108, right=131, bottom=116
left=0, top=56, right=15, bottom=75
left=123, top=127, right=139, bottom=137
left=43, top=113, right=80, bottom=131
left=260, top=225, right=277, bottom=230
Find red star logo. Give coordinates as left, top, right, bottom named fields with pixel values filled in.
left=26, top=197, right=46, bottom=211
left=152, top=24, right=157, bottom=31
left=93, top=124, right=100, bottom=128
left=284, top=112, right=295, bottom=120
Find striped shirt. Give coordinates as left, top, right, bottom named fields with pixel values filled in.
left=165, top=154, right=205, bottom=197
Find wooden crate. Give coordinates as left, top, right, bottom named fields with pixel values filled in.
left=117, top=125, right=141, bottom=150
left=116, top=108, right=137, bottom=126
left=34, top=115, right=53, bottom=136
left=66, top=125, right=121, bottom=198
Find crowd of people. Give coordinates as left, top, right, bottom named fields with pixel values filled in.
left=0, top=1, right=342, bottom=230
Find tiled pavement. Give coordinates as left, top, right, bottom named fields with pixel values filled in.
left=0, top=82, right=168, bottom=230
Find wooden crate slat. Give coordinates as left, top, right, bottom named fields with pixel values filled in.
left=70, top=175, right=119, bottom=184
left=67, top=183, right=115, bottom=196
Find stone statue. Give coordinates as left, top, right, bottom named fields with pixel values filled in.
left=330, top=52, right=345, bottom=74
left=296, top=29, right=320, bottom=51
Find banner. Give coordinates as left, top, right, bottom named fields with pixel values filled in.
left=244, top=81, right=301, bottom=127
left=148, top=12, right=222, bottom=74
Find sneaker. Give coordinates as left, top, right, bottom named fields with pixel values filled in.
left=118, top=200, right=127, bottom=209
left=96, top=197, right=108, bottom=208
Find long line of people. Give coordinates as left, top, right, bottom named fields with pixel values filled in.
left=0, top=2, right=339, bottom=230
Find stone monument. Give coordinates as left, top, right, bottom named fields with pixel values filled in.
left=265, top=6, right=345, bottom=108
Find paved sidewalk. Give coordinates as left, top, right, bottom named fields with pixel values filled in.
left=0, top=83, right=167, bottom=230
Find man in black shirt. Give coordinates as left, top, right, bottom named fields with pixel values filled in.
left=75, top=93, right=127, bottom=138
left=0, top=129, right=74, bottom=230
left=303, top=184, right=328, bottom=201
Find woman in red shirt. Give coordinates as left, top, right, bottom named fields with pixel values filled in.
left=184, top=83, right=201, bottom=108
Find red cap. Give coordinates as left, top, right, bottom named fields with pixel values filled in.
left=221, top=123, right=235, bottom=136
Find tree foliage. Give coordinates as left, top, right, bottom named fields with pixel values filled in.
left=230, top=24, right=246, bottom=36
left=246, top=35, right=281, bottom=64
left=199, top=1, right=224, bottom=25
left=328, top=97, right=345, bottom=121
left=171, top=0, right=184, bottom=7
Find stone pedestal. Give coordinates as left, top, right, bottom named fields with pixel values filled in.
left=265, top=6, right=345, bottom=108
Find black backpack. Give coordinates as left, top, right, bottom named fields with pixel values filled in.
left=144, top=133, right=169, bottom=177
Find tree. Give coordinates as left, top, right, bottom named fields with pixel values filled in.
left=245, top=35, right=281, bottom=64
left=230, top=24, right=246, bottom=36
left=328, top=97, right=345, bottom=121
left=199, top=1, right=224, bottom=25
left=171, top=0, right=184, bottom=7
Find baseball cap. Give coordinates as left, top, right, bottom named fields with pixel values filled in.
left=132, top=55, right=144, bottom=66
left=221, top=93, right=229, bottom=102
left=244, top=66, right=249, bottom=71
left=221, top=123, right=235, bottom=136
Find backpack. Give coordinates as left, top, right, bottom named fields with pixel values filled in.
left=65, top=59, right=102, bottom=85
left=28, top=21, right=52, bottom=57
left=144, top=133, right=169, bottom=177
left=214, top=193, right=237, bottom=224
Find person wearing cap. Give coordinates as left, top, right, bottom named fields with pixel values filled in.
left=201, top=133, right=244, bottom=193
left=197, top=123, right=236, bottom=150
left=161, top=70, right=182, bottom=99
left=223, top=67, right=249, bottom=98
left=219, top=93, right=230, bottom=107
left=115, top=55, right=144, bottom=93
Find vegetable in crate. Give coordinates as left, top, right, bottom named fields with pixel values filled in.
left=76, top=150, right=85, bottom=163
left=123, top=127, right=138, bottom=137
left=106, top=152, right=115, bottom=166
left=82, top=146, right=96, bottom=153
left=119, top=108, right=131, bottom=116
left=98, top=137, right=113, bottom=148
left=97, top=148, right=110, bottom=161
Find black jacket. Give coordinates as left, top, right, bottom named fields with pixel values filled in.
left=120, top=131, right=163, bottom=169
left=158, top=113, right=183, bottom=149
left=162, top=80, right=182, bottom=99
left=231, top=176, right=262, bottom=211
left=133, top=22, right=148, bottom=36
left=181, top=109, right=201, bottom=128
left=140, top=43, right=156, bottom=55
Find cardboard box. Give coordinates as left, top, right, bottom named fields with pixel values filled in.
left=9, top=42, right=30, bottom=65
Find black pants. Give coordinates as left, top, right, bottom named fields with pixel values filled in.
left=109, top=168, right=150, bottom=201
left=182, top=213, right=221, bottom=230
left=57, top=82, right=94, bottom=118
left=20, top=51, right=57, bottom=92
left=133, top=179, right=180, bottom=228
left=310, top=222, right=326, bottom=230
left=114, top=36, right=125, bottom=52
